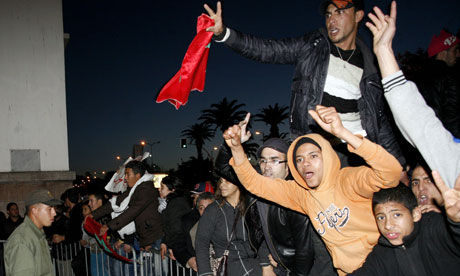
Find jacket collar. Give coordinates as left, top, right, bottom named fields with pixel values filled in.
left=24, top=215, right=46, bottom=239
left=317, top=28, right=378, bottom=78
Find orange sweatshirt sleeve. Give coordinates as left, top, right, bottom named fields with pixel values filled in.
left=229, top=157, right=306, bottom=214
left=341, top=138, right=403, bottom=199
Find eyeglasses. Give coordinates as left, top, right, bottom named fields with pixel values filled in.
left=258, top=159, right=287, bottom=166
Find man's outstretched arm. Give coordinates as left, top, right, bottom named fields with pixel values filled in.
left=223, top=117, right=306, bottom=214
left=366, top=1, right=460, bottom=188
left=203, top=1, right=304, bottom=65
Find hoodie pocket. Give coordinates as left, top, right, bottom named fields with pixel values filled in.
left=330, top=235, right=374, bottom=274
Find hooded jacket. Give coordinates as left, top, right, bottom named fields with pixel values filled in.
left=230, top=134, right=402, bottom=275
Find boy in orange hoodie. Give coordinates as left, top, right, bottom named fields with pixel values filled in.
left=223, top=106, right=402, bottom=275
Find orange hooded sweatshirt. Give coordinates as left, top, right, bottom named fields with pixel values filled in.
left=230, top=134, right=402, bottom=275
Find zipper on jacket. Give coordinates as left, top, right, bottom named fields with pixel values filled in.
left=266, top=227, right=290, bottom=272
left=243, top=199, right=258, bottom=252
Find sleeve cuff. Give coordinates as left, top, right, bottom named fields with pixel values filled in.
left=213, top=27, right=230, bottom=42
left=381, top=70, right=406, bottom=93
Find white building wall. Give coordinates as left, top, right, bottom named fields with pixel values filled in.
left=0, top=0, right=69, bottom=171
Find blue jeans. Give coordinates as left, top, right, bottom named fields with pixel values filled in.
left=90, top=251, right=110, bottom=276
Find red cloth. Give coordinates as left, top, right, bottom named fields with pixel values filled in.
left=156, top=14, right=214, bottom=109
left=84, top=217, right=133, bottom=263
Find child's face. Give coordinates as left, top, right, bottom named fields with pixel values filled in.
left=82, top=205, right=91, bottom=217
left=374, top=201, right=421, bottom=246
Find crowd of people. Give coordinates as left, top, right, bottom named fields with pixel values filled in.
left=2, top=0, right=460, bottom=275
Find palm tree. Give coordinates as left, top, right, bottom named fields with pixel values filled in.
left=181, top=123, right=215, bottom=160
left=253, top=103, right=289, bottom=139
left=199, top=97, right=247, bottom=132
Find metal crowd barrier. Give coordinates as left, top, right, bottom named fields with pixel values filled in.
left=1, top=240, right=196, bottom=276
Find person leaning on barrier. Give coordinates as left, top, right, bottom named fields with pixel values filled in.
left=4, top=189, right=62, bottom=276
left=90, top=160, right=164, bottom=250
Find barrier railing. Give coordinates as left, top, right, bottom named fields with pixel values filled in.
left=1, top=240, right=195, bottom=276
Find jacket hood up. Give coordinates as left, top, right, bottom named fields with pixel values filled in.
left=287, top=133, right=340, bottom=191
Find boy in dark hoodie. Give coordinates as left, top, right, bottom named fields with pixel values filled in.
left=350, top=175, right=460, bottom=275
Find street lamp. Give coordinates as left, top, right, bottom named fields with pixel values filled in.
left=140, top=140, right=160, bottom=167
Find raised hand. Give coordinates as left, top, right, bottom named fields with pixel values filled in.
left=239, top=113, right=252, bottom=143
left=223, top=124, right=243, bottom=149
left=365, top=1, right=397, bottom=55
left=204, top=1, right=224, bottom=35
left=432, top=171, right=460, bottom=222
left=308, top=105, right=345, bottom=137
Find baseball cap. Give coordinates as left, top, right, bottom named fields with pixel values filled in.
left=320, top=0, right=364, bottom=14
left=256, top=138, right=290, bottom=158
left=191, top=181, right=215, bottom=194
left=25, top=189, right=63, bottom=207
left=427, top=30, right=459, bottom=57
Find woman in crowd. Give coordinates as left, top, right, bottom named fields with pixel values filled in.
left=159, top=176, right=191, bottom=263
left=195, top=177, right=262, bottom=276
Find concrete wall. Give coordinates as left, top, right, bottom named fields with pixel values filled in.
left=0, top=171, right=75, bottom=215
left=0, top=0, right=69, bottom=172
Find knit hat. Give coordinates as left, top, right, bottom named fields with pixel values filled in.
left=292, top=137, right=322, bottom=172
left=427, top=30, right=459, bottom=57
left=256, top=138, right=290, bottom=158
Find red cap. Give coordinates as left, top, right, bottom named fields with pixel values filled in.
left=427, top=30, right=459, bottom=57
left=191, top=181, right=214, bottom=194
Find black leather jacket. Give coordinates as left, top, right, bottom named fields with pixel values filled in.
left=222, top=28, right=404, bottom=165
left=215, top=143, right=336, bottom=276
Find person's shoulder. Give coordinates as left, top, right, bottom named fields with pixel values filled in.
left=6, top=223, right=32, bottom=245
left=134, top=180, right=156, bottom=194
left=203, top=200, right=220, bottom=214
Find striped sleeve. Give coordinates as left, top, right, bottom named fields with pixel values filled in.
left=382, top=70, right=406, bottom=93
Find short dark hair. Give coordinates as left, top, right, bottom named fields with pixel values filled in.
left=196, top=192, right=215, bottom=206
left=7, top=202, right=18, bottom=211
left=161, top=175, right=181, bottom=191
left=409, top=161, right=432, bottom=188
left=62, top=188, right=80, bottom=204
left=372, top=183, right=418, bottom=212
left=125, top=160, right=146, bottom=177
left=88, top=191, right=107, bottom=205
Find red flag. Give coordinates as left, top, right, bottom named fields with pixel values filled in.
left=84, top=216, right=133, bottom=263
left=156, top=14, right=214, bottom=109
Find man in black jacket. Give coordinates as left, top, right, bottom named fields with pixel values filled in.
left=204, top=0, right=405, bottom=166
left=3, top=202, right=24, bottom=239
left=417, top=30, right=460, bottom=139
left=215, top=114, right=336, bottom=276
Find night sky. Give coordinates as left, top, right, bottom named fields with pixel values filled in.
left=62, top=0, right=460, bottom=174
